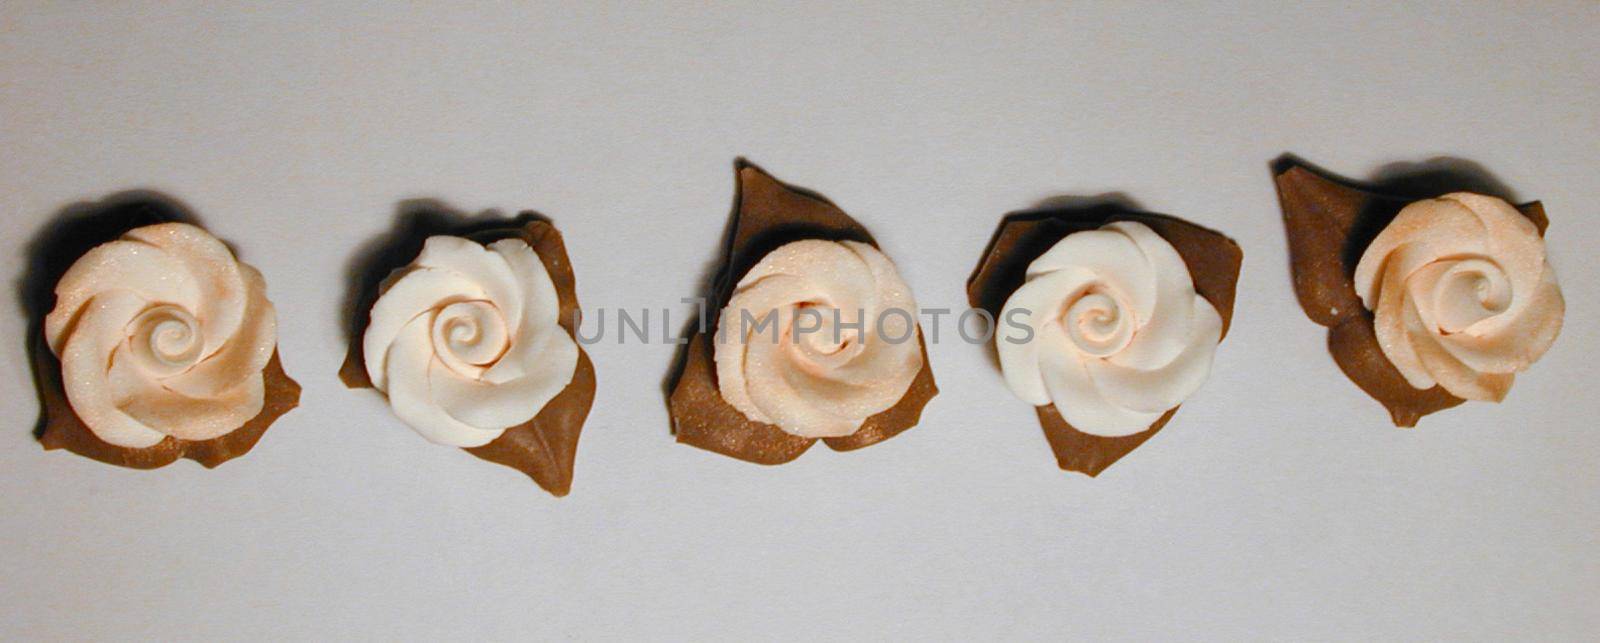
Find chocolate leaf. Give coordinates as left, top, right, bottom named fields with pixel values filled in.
left=1327, top=316, right=1462, bottom=427
left=967, top=208, right=1241, bottom=476
left=1273, top=161, right=1545, bottom=427
left=342, top=218, right=595, bottom=496
left=466, top=350, right=594, bottom=497
left=668, top=160, right=938, bottom=464
left=669, top=331, right=816, bottom=464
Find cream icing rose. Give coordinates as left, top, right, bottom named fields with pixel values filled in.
left=997, top=221, right=1222, bottom=437
left=363, top=235, right=577, bottom=447
left=44, top=222, right=278, bottom=448
left=1353, top=193, right=1563, bottom=401
left=714, top=239, right=923, bottom=438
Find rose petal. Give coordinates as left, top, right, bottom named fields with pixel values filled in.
left=1376, top=262, right=1439, bottom=390
left=1087, top=295, right=1223, bottom=414
left=997, top=268, right=1092, bottom=406
left=1402, top=297, right=1513, bottom=401
left=1355, top=198, right=1487, bottom=305
left=432, top=325, right=577, bottom=430
left=743, top=330, right=862, bottom=437
left=1027, top=226, right=1155, bottom=317
left=45, top=239, right=199, bottom=355
left=382, top=316, right=503, bottom=447
left=418, top=236, right=524, bottom=334
left=124, top=223, right=250, bottom=361
left=481, top=238, right=566, bottom=384
left=363, top=267, right=484, bottom=390
left=160, top=264, right=277, bottom=398
left=1039, top=330, right=1163, bottom=437
left=57, top=291, right=169, bottom=448
left=1104, top=221, right=1195, bottom=368
left=110, top=355, right=264, bottom=442
left=1439, top=265, right=1564, bottom=375
left=714, top=240, right=922, bottom=438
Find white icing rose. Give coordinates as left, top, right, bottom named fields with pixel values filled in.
left=44, top=223, right=278, bottom=448
left=364, top=235, right=578, bottom=447
left=997, top=221, right=1222, bottom=437
left=1353, top=193, right=1563, bottom=401
left=714, top=239, right=923, bottom=438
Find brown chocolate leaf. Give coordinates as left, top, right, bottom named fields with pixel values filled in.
left=966, top=208, right=1242, bottom=476
left=342, top=218, right=595, bottom=496
left=466, top=350, right=594, bottom=497
left=1273, top=161, right=1546, bottom=427
left=36, top=341, right=301, bottom=469
left=668, top=160, right=938, bottom=464
left=668, top=331, right=816, bottom=464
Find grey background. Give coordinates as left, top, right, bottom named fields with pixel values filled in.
left=2, top=2, right=1596, bottom=640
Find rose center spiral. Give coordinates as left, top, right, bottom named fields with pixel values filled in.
left=789, top=304, right=865, bottom=371
left=431, top=300, right=510, bottom=377
left=126, top=304, right=203, bottom=376
left=1429, top=257, right=1512, bottom=334
left=1061, top=290, right=1134, bottom=358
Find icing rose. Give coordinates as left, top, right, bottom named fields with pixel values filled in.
left=44, top=222, right=278, bottom=448
left=1353, top=193, right=1563, bottom=401
left=997, top=221, right=1222, bottom=437
left=363, top=235, right=577, bottom=447
left=714, top=239, right=923, bottom=438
